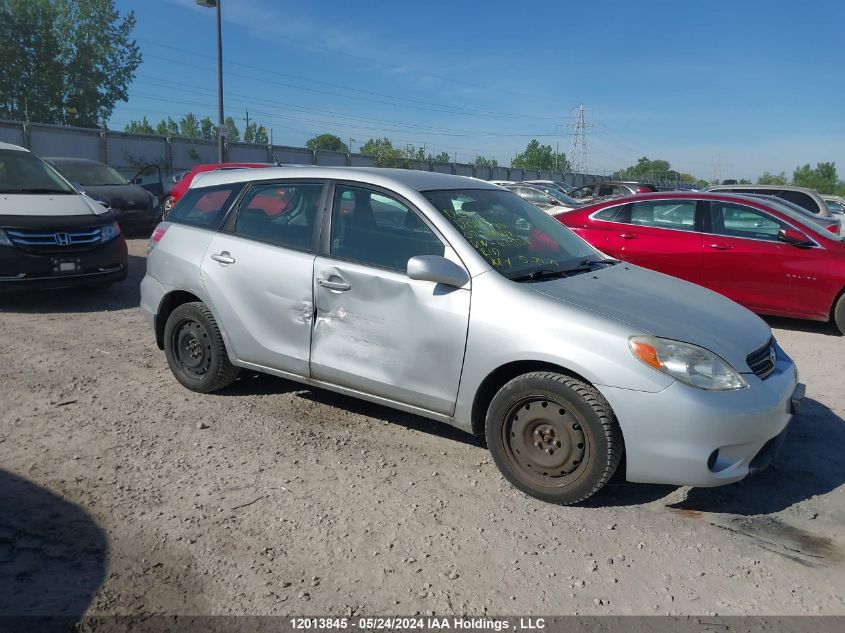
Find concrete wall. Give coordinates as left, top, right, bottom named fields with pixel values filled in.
left=0, top=119, right=606, bottom=184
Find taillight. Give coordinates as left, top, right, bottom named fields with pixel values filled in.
left=635, top=187, right=651, bottom=193
left=825, top=224, right=839, bottom=234
left=149, top=223, right=169, bottom=251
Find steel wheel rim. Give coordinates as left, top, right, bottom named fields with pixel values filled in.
left=172, top=319, right=212, bottom=377
left=502, top=395, right=589, bottom=488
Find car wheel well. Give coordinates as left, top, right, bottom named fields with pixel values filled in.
left=470, top=361, right=595, bottom=436
left=155, top=290, right=202, bottom=349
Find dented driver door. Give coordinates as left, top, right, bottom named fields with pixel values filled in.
left=309, top=183, right=471, bottom=415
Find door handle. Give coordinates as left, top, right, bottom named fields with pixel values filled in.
left=618, top=232, right=638, bottom=240
left=707, top=243, right=732, bottom=250
left=211, top=251, right=236, bottom=264
left=318, top=278, right=351, bottom=291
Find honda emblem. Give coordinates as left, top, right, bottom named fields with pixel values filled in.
left=54, top=232, right=71, bottom=245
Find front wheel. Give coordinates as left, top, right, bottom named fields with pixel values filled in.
left=163, top=301, right=239, bottom=393
left=486, top=372, right=623, bottom=504
left=832, top=293, right=845, bottom=335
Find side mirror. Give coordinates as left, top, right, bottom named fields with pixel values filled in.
left=777, top=227, right=813, bottom=247
left=407, top=255, right=469, bottom=288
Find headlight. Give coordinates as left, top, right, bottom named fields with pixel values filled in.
left=101, top=222, right=121, bottom=242
left=150, top=194, right=160, bottom=209
left=0, top=228, right=11, bottom=246
left=629, top=335, right=747, bottom=390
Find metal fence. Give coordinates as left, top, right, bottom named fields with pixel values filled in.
left=0, top=119, right=605, bottom=186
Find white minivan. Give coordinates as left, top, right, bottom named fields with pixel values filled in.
left=0, top=142, right=127, bottom=291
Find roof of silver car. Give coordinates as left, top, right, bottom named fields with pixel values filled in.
left=190, top=165, right=503, bottom=192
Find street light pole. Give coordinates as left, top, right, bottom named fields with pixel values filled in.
left=197, top=0, right=225, bottom=162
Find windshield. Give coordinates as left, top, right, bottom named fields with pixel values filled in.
left=537, top=186, right=580, bottom=206
left=423, top=188, right=602, bottom=279
left=0, top=149, right=76, bottom=194
left=54, top=162, right=129, bottom=186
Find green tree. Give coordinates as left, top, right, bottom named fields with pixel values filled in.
left=155, top=117, right=179, bottom=136
left=242, top=121, right=268, bottom=144
left=360, top=137, right=404, bottom=167
left=0, top=0, right=141, bottom=126
left=224, top=116, right=240, bottom=142
left=474, top=155, right=499, bottom=168
left=306, top=133, right=348, bottom=153
left=431, top=151, right=451, bottom=163
left=615, top=156, right=672, bottom=181
left=124, top=116, right=154, bottom=134
left=757, top=171, right=788, bottom=185
left=179, top=112, right=200, bottom=138
left=792, top=162, right=838, bottom=194
left=512, top=139, right=558, bottom=171
left=199, top=116, right=216, bottom=140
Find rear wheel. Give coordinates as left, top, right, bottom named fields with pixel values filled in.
left=164, top=301, right=239, bottom=392
left=486, top=372, right=622, bottom=504
left=834, top=293, right=845, bottom=335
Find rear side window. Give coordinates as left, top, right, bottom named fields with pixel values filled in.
left=593, top=204, right=628, bottom=221
left=234, top=182, right=324, bottom=251
left=629, top=200, right=696, bottom=230
left=169, top=183, right=244, bottom=229
left=778, top=190, right=817, bottom=213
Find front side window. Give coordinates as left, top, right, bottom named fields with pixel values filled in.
left=234, top=182, right=323, bottom=251
left=0, top=150, right=75, bottom=194
left=709, top=202, right=785, bottom=241
left=423, top=188, right=599, bottom=279
left=167, top=183, right=243, bottom=229
left=330, top=185, right=444, bottom=271
left=629, top=200, right=696, bottom=230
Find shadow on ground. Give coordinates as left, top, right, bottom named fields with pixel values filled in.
left=217, top=371, right=485, bottom=447
left=671, top=398, right=845, bottom=515
left=0, top=469, right=107, bottom=617
left=0, top=253, right=144, bottom=314
left=763, top=315, right=841, bottom=336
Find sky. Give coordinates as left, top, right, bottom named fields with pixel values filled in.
left=111, top=0, right=845, bottom=181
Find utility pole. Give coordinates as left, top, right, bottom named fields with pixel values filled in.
left=244, top=108, right=250, bottom=131
left=196, top=0, right=225, bottom=162
left=565, top=103, right=597, bottom=176
left=349, top=137, right=355, bottom=153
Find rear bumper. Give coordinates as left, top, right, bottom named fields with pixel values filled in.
left=600, top=351, right=802, bottom=487
left=0, top=237, right=128, bottom=291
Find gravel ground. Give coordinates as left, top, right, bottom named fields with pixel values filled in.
left=0, top=237, right=843, bottom=618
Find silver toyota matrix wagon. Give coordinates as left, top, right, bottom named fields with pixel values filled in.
left=141, top=167, right=804, bottom=504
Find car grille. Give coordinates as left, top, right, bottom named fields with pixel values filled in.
left=5, top=226, right=102, bottom=253
left=746, top=338, right=776, bottom=380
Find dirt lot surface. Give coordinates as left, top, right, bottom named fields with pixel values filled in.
left=1, top=238, right=843, bottom=618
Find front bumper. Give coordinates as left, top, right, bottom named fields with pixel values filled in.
left=600, top=352, right=802, bottom=487
left=0, top=237, right=128, bottom=291
left=114, top=207, right=161, bottom=230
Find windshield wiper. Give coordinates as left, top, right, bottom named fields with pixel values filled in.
left=0, top=187, right=72, bottom=194
left=509, top=258, right=619, bottom=282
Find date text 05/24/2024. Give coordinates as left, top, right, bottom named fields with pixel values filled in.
left=290, top=617, right=547, bottom=631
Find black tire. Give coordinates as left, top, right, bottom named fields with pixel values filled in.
left=834, top=293, right=845, bottom=335
left=485, top=372, right=623, bottom=504
left=163, top=301, right=239, bottom=393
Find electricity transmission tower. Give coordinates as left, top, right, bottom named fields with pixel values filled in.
left=712, top=153, right=722, bottom=185
left=565, top=103, right=597, bottom=175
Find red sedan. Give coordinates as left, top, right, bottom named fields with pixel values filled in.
left=556, top=192, right=845, bottom=333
